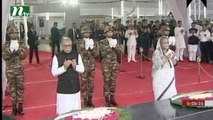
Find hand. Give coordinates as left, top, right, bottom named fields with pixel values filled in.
left=139, top=47, right=143, bottom=52
left=111, top=39, right=117, bottom=48
left=85, top=42, right=90, bottom=50
left=89, top=39, right=94, bottom=49
left=63, top=59, right=72, bottom=69
left=71, top=59, right=77, bottom=68
left=89, top=44, right=94, bottom=49
left=165, top=50, right=173, bottom=59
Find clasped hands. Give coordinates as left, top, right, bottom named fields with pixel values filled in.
left=109, top=38, right=117, bottom=48
left=10, top=40, right=19, bottom=52
left=165, top=49, right=177, bottom=60
left=63, top=59, right=77, bottom=69
left=85, top=39, right=94, bottom=50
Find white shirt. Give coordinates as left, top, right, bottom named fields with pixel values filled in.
left=199, top=30, right=211, bottom=42
left=51, top=53, right=84, bottom=77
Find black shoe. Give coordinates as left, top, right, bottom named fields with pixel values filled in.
left=105, top=96, right=111, bottom=107
left=18, top=103, right=24, bottom=115
left=110, top=95, right=118, bottom=106
left=12, top=104, right=17, bottom=116
left=88, top=101, right=95, bottom=107
left=88, top=96, right=95, bottom=107
left=84, top=100, right=90, bottom=108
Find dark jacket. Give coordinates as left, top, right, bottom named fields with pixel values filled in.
left=56, top=51, right=80, bottom=94
left=27, top=29, right=38, bottom=47
left=68, top=28, right=81, bottom=42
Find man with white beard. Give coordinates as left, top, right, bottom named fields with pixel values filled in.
left=174, top=21, right=186, bottom=61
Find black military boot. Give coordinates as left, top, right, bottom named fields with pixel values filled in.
left=110, top=95, right=118, bottom=106
left=18, top=103, right=24, bottom=115
left=12, top=104, right=17, bottom=116
left=84, top=99, right=90, bottom=108
left=105, top=96, right=111, bottom=107
left=88, top=96, right=95, bottom=107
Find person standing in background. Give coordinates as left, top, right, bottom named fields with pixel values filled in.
left=187, top=27, right=199, bottom=62
left=27, top=25, right=40, bottom=64
left=68, top=22, right=81, bottom=51
left=139, top=26, right=151, bottom=60
left=76, top=26, right=98, bottom=107
left=51, top=22, right=61, bottom=58
left=99, top=26, right=123, bottom=107
left=199, top=24, right=211, bottom=63
left=125, top=23, right=138, bottom=62
left=2, top=26, right=27, bottom=116
left=174, top=21, right=186, bottom=62
left=51, top=37, right=84, bottom=115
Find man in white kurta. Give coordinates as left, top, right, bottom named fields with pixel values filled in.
left=51, top=37, right=84, bottom=115
left=174, top=21, right=186, bottom=61
left=125, top=24, right=138, bottom=62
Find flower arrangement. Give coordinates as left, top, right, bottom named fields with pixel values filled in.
left=54, top=107, right=131, bottom=120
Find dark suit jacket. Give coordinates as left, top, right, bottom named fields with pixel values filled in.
left=27, top=29, right=38, bottom=47
left=51, top=26, right=60, bottom=42
left=68, top=28, right=81, bottom=42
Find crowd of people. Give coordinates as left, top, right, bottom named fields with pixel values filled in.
left=2, top=18, right=213, bottom=117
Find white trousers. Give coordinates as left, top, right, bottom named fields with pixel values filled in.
left=127, top=45, right=136, bottom=61
left=188, top=45, right=198, bottom=61
left=175, top=48, right=185, bottom=61
left=56, top=91, right=81, bottom=115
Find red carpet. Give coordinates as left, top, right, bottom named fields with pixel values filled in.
left=3, top=51, right=213, bottom=120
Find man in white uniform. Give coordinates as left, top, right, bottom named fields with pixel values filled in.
left=51, top=37, right=84, bottom=115
left=174, top=21, right=186, bottom=61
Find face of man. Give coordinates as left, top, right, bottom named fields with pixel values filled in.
left=9, top=29, right=19, bottom=40
left=191, top=23, right=196, bottom=28
left=83, top=32, right=90, bottom=38
left=163, top=28, right=170, bottom=36
left=62, top=39, right=72, bottom=53
left=178, top=21, right=182, bottom=27
left=106, top=31, right=113, bottom=38
left=72, top=23, right=77, bottom=29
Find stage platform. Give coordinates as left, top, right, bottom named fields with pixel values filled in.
left=125, top=99, right=213, bottom=120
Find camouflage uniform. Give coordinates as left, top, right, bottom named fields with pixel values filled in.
left=2, top=26, right=27, bottom=115
left=99, top=26, right=123, bottom=106
left=76, top=26, right=98, bottom=107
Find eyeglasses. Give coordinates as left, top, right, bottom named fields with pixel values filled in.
left=10, top=32, right=19, bottom=34
left=63, top=44, right=72, bottom=47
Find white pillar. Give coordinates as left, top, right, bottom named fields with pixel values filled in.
left=20, top=0, right=28, bottom=47
left=159, top=0, right=163, bottom=20
left=121, top=0, right=124, bottom=24
left=194, top=0, right=197, bottom=21
left=198, top=0, right=201, bottom=20
left=204, top=6, right=206, bottom=18
left=136, top=6, right=139, bottom=19
left=111, top=7, right=114, bottom=20
left=64, top=1, right=80, bottom=35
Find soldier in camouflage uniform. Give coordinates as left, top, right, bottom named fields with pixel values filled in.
left=2, top=26, right=27, bottom=116
left=76, top=26, right=98, bottom=107
left=99, top=26, right=123, bottom=107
